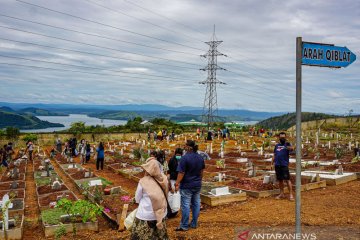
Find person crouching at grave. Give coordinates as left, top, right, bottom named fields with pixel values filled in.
left=175, top=140, right=205, bottom=231
left=96, top=142, right=105, bottom=170
left=272, top=132, right=294, bottom=201
left=131, top=160, right=169, bottom=240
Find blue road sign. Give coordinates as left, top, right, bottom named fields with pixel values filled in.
left=302, top=42, right=356, bottom=68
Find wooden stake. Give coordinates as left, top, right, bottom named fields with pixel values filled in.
left=118, top=203, right=129, bottom=231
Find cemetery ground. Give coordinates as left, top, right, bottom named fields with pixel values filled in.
left=1, top=131, right=360, bottom=239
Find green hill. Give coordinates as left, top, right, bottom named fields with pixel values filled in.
left=18, top=107, right=68, bottom=116
left=0, top=110, right=64, bottom=130
left=256, top=112, right=338, bottom=130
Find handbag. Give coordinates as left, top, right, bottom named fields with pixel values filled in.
left=124, top=208, right=138, bottom=230
left=152, top=177, right=178, bottom=218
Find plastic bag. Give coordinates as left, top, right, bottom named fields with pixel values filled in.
left=124, top=208, right=138, bottom=230
left=168, top=191, right=180, bottom=212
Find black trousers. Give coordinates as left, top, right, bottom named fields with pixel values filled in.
left=96, top=157, right=104, bottom=170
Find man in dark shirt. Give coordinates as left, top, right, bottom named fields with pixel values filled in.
left=272, top=132, right=294, bottom=201
left=175, top=140, right=205, bottom=231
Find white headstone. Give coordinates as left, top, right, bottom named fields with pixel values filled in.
left=89, top=180, right=102, bottom=186
left=1, top=194, right=13, bottom=230
left=263, top=175, right=270, bottom=184
left=210, top=186, right=230, bottom=196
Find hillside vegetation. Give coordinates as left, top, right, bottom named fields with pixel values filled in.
left=256, top=112, right=338, bottom=130
left=0, top=108, right=64, bottom=129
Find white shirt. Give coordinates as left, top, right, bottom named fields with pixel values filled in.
left=135, top=183, right=167, bottom=221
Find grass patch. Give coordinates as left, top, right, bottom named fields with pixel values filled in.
left=41, top=208, right=67, bottom=225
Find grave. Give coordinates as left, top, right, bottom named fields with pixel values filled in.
left=200, top=184, right=246, bottom=206
left=300, top=171, right=357, bottom=185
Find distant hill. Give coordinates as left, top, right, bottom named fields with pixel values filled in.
left=0, top=102, right=284, bottom=121
left=18, top=107, right=68, bottom=116
left=256, top=112, right=339, bottom=130
left=0, top=107, right=64, bottom=130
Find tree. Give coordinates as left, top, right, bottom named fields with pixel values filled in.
left=69, top=122, right=86, bottom=135
left=5, top=127, right=20, bottom=140
left=22, top=133, right=38, bottom=143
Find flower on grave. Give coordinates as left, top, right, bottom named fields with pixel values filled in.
left=104, top=208, right=111, bottom=213
left=121, top=195, right=131, bottom=202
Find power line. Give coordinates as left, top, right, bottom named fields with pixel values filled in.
left=0, top=54, right=190, bottom=81
left=0, top=62, right=199, bottom=84
left=14, top=0, right=205, bottom=52
left=0, top=37, right=199, bottom=70
left=121, top=0, right=295, bottom=78
left=83, top=0, right=205, bottom=44
left=123, top=0, right=208, bottom=39
left=0, top=25, right=201, bottom=67
left=0, top=14, right=199, bottom=56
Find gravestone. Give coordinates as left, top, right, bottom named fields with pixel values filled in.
left=0, top=194, right=13, bottom=230
left=45, top=159, right=51, bottom=177
left=210, top=186, right=230, bottom=196
left=10, top=181, right=18, bottom=190
left=11, top=167, right=19, bottom=179
left=338, top=165, right=344, bottom=175
left=263, top=175, right=271, bottom=184
left=110, top=186, right=122, bottom=195
left=52, top=179, right=62, bottom=190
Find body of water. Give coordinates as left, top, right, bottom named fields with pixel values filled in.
left=21, top=114, right=127, bottom=133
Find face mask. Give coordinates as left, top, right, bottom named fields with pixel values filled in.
left=175, top=156, right=181, bottom=160
left=280, top=138, right=286, bottom=144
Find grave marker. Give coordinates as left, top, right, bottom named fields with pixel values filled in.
left=0, top=194, right=13, bottom=230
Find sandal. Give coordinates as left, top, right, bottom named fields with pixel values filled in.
left=175, top=227, right=187, bottom=232
left=275, top=195, right=285, bottom=200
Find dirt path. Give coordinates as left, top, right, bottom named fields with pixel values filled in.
left=22, top=158, right=44, bottom=240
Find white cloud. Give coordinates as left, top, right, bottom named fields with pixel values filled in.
left=0, top=0, right=358, bottom=114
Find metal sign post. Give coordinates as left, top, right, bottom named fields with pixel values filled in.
left=295, top=37, right=302, bottom=235
left=295, top=37, right=356, bottom=236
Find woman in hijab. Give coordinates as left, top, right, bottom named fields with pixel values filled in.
left=131, top=159, right=169, bottom=240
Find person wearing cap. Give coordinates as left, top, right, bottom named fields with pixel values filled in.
left=131, top=159, right=169, bottom=239
left=175, top=140, right=205, bottom=231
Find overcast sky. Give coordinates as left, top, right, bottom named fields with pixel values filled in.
left=0, top=0, right=359, bottom=113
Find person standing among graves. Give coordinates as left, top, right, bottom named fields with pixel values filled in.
left=85, top=141, right=91, bottom=163
left=6, top=142, right=14, bottom=162
left=272, top=132, right=294, bottom=201
left=0, top=145, right=8, bottom=168
left=153, top=131, right=157, bottom=141
left=79, top=139, right=86, bottom=165
left=167, top=148, right=183, bottom=192
left=175, top=140, right=205, bottom=231
left=147, top=129, right=151, bottom=141
left=131, top=159, right=169, bottom=240
left=56, top=138, right=62, bottom=153
left=96, top=142, right=105, bottom=170
left=25, top=140, right=34, bottom=162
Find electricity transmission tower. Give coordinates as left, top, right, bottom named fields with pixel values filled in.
left=200, top=26, right=226, bottom=129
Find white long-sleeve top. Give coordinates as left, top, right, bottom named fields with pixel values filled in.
left=135, top=183, right=167, bottom=221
